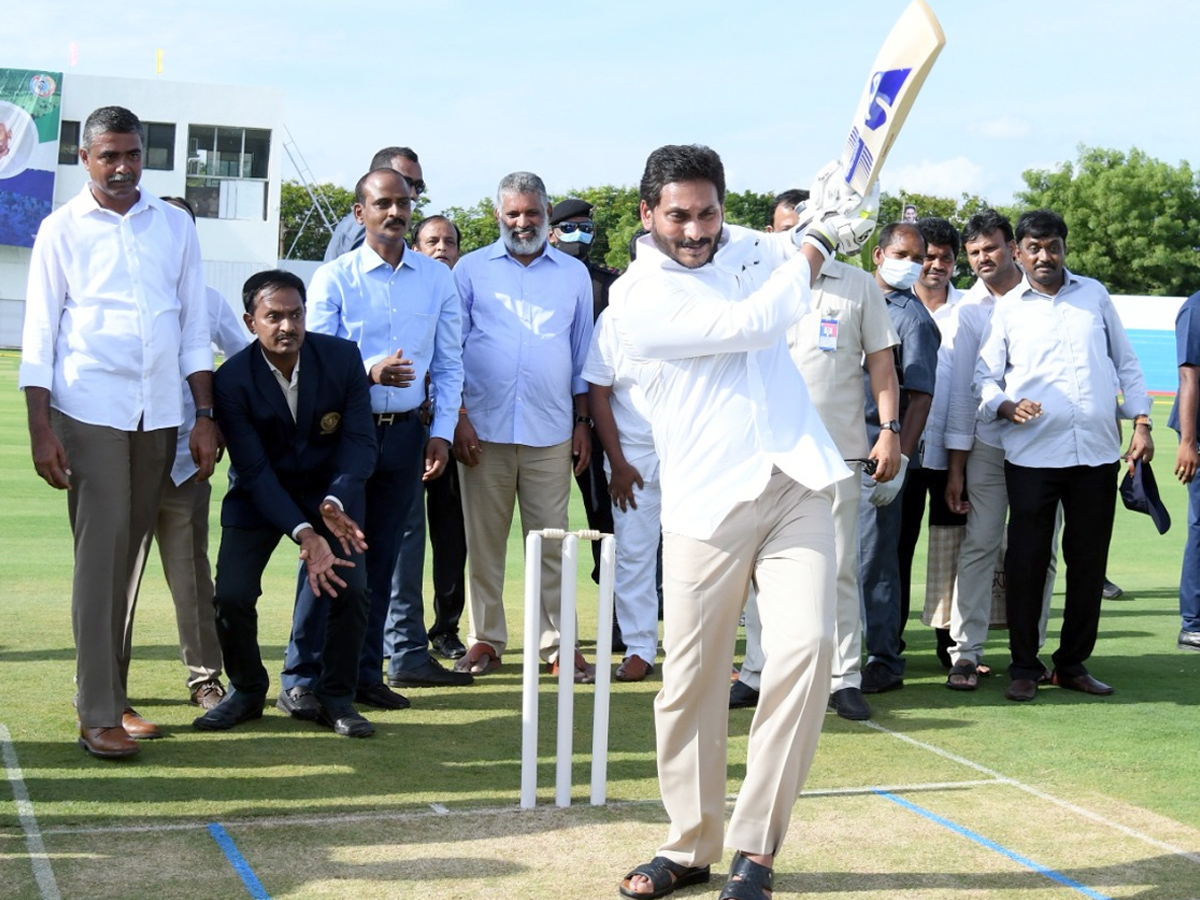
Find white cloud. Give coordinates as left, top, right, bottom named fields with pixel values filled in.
left=970, top=116, right=1034, bottom=140
left=881, top=156, right=986, bottom=198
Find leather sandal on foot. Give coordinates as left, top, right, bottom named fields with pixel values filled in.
left=619, top=856, right=711, bottom=899
left=946, top=660, right=979, bottom=691
left=454, top=642, right=501, bottom=676
left=719, top=852, right=773, bottom=900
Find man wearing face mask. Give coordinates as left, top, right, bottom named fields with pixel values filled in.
left=549, top=199, right=625, bottom=641
left=858, top=222, right=940, bottom=695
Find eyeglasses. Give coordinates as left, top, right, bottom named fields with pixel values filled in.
left=408, top=179, right=426, bottom=197
left=554, top=221, right=594, bottom=235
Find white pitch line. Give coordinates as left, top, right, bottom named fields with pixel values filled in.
left=0, top=724, right=63, bottom=900
left=862, top=719, right=1200, bottom=865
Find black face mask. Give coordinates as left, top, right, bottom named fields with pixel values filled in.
left=554, top=237, right=590, bottom=261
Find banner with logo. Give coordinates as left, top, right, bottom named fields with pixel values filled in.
left=0, top=68, right=63, bottom=248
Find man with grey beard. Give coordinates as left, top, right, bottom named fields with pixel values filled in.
left=450, top=172, right=596, bottom=681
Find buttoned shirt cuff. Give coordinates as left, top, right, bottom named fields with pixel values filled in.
left=323, top=495, right=343, bottom=512
left=17, top=361, right=54, bottom=390
left=430, top=411, right=456, bottom=444
left=943, top=430, right=975, bottom=452
left=179, top=348, right=215, bottom=380
left=571, top=375, right=589, bottom=396
left=291, top=522, right=314, bottom=542
left=1118, top=398, right=1152, bottom=419
left=977, top=389, right=1008, bottom=424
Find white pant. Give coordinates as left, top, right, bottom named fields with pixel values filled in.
left=609, top=468, right=662, bottom=663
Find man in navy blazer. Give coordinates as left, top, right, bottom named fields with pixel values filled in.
left=194, top=269, right=378, bottom=737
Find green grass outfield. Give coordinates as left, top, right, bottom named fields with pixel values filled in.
left=1, top=351, right=1198, bottom=899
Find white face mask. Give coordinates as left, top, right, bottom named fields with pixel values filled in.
left=879, top=256, right=923, bottom=290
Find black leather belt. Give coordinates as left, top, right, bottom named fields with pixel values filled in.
left=374, top=411, right=413, bottom=426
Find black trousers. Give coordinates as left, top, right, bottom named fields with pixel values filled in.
left=426, top=459, right=467, bottom=638
left=574, top=430, right=614, bottom=584
left=1003, top=461, right=1118, bottom=680
left=213, top=523, right=368, bottom=705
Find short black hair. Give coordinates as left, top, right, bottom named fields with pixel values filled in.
left=242, top=269, right=307, bottom=314
left=1015, top=209, right=1068, bottom=243
left=411, top=215, right=461, bottom=247
left=161, top=196, right=196, bottom=222
left=916, top=216, right=960, bottom=258
left=769, top=189, right=810, bottom=226
left=876, top=221, right=925, bottom=252
left=369, top=146, right=418, bottom=170
left=81, top=106, right=143, bottom=150
left=961, top=209, right=1014, bottom=246
left=639, top=144, right=725, bottom=210
left=355, top=167, right=410, bottom=205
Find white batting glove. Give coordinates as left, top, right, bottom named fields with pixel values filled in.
left=869, top=453, right=909, bottom=507
left=792, top=164, right=881, bottom=257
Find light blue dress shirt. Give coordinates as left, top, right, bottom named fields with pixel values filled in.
left=453, top=239, right=593, bottom=447
left=307, top=243, right=463, bottom=443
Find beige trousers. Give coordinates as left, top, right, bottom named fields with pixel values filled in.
left=53, top=412, right=174, bottom=727
left=656, top=469, right=835, bottom=865
left=459, top=439, right=572, bottom=660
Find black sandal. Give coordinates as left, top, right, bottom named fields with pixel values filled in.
left=718, top=852, right=773, bottom=900
left=619, top=856, right=711, bottom=899
left=946, top=660, right=979, bottom=691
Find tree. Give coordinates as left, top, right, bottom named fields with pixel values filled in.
left=279, top=180, right=354, bottom=261
left=1016, top=145, right=1200, bottom=296
left=439, top=198, right=499, bottom=255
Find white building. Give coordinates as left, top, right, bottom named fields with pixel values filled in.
left=0, top=72, right=284, bottom=347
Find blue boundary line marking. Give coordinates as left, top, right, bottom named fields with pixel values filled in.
left=207, top=822, right=273, bottom=900
left=877, top=791, right=1112, bottom=900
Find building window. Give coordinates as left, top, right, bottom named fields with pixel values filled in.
left=58, top=120, right=80, bottom=165
left=185, top=125, right=271, bottom=220
left=144, top=122, right=175, bottom=170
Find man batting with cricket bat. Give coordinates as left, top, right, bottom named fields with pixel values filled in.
left=611, top=4, right=943, bottom=898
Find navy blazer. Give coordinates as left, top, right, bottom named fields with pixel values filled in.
left=215, top=331, right=377, bottom=537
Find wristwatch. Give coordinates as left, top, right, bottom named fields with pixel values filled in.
left=575, top=414, right=595, bottom=428
left=195, top=407, right=215, bottom=420
left=881, top=419, right=901, bottom=434
left=1134, top=416, right=1153, bottom=431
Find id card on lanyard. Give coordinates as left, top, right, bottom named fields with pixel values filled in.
left=818, top=316, right=838, bottom=351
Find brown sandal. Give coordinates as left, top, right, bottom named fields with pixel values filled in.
left=454, top=641, right=501, bottom=675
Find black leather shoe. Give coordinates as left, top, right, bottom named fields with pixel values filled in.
left=194, top=690, right=265, bottom=730
left=356, top=682, right=410, bottom=710
left=276, top=686, right=321, bottom=720
left=860, top=661, right=904, bottom=694
left=1005, top=678, right=1039, bottom=701
left=317, top=704, right=374, bottom=737
left=729, top=680, right=760, bottom=709
left=828, top=687, right=872, bottom=720
left=1051, top=670, right=1114, bottom=695
left=388, top=657, right=474, bottom=688
left=1179, top=629, right=1200, bottom=651
left=430, top=633, right=467, bottom=660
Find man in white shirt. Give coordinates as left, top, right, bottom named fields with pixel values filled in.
left=975, top=208, right=1153, bottom=701
left=611, top=144, right=874, bottom=899
left=19, top=106, right=218, bottom=758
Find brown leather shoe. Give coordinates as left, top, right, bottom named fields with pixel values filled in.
left=190, top=681, right=226, bottom=710
left=615, top=655, right=654, bottom=682
left=79, top=726, right=140, bottom=759
left=1005, top=678, right=1039, bottom=701
left=1051, top=670, right=1114, bottom=695
left=122, top=708, right=163, bottom=740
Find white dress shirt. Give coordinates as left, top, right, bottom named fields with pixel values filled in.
left=943, top=281, right=1006, bottom=453
left=582, top=308, right=658, bottom=480
left=919, top=285, right=963, bottom=470
left=19, top=185, right=213, bottom=430
left=307, top=243, right=463, bottom=442
left=607, top=225, right=849, bottom=541
left=974, top=268, right=1150, bottom=468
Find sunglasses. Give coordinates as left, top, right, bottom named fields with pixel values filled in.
left=555, top=221, right=594, bottom=235
left=408, top=179, right=426, bottom=197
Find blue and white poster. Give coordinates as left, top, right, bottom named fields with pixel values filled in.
left=0, top=68, right=63, bottom=248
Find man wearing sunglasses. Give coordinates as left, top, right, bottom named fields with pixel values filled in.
left=324, top=146, right=425, bottom=261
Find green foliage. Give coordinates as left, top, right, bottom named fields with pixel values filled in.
left=279, top=179, right=354, bottom=261
left=439, top=197, right=499, bottom=256
left=723, top=189, right=775, bottom=231
left=1016, top=145, right=1200, bottom=295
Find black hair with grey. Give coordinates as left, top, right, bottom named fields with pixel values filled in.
left=369, top=146, right=419, bottom=171
left=769, top=189, right=810, bottom=226
left=242, top=269, right=307, bottom=314
left=81, top=106, right=143, bottom=150
left=876, top=221, right=925, bottom=252
left=496, top=171, right=548, bottom=208
left=639, top=144, right=725, bottom=210
left=916, top=216, right=960, bottom=258
left=411, top=215, right=461, bottom=247
left=355, top=167, right=411, bottom=205
left=1015, top=209, right=1068, bottom=243
left=961, top=208, right=1014, bottom=246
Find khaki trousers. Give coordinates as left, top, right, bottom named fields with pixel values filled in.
left=53, top=412, right=174, bottom=727
left=656, top=469, right=835, bottom=865
left=459, top=439, right=572, bottom=660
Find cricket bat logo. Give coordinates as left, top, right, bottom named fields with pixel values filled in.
left=837, top=0, right=945, bottom=195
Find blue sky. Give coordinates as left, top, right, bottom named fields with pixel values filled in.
left=4, top=1, right=1199, bottom=214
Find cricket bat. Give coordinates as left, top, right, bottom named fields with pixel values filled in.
left=840, top=0, right=945, bottom=196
